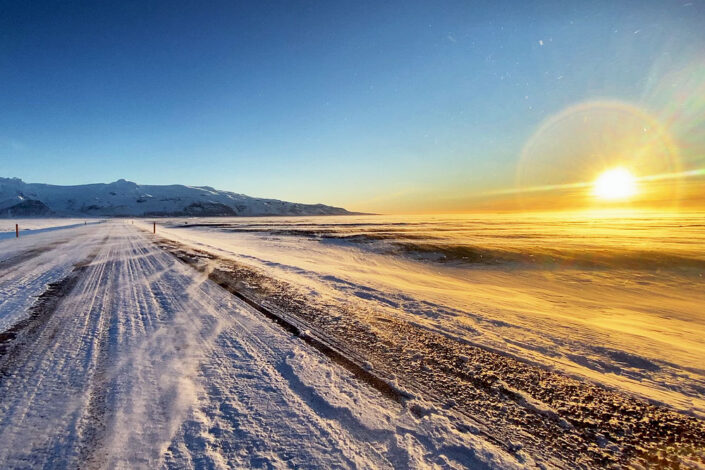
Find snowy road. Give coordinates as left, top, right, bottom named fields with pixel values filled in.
left=0, top=222, right=519, bottom=469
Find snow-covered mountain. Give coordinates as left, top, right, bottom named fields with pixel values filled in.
left=0, top=177, right=353, bottom=217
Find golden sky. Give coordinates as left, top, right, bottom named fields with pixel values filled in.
left=353, top=85, right=705, bottom=214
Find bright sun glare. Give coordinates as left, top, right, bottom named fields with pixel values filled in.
left=592, top=167, right=638, bottom=201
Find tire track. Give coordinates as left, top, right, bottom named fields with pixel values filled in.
left=0, top=232, right=112, bottom=467
left=0, top=236, right=107, bottom=371
left=0, top=222, right=522, bottom=469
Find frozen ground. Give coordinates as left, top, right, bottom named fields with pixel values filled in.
left=122, top=213, right=705, bottom=467
left=0, top=221, right=523, bottom=469
left=141, top=213, right=705, bottom=418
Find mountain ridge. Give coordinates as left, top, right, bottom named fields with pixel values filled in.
left=0, top=177, right=355, bottom=217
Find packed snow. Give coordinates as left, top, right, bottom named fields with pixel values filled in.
left=0, top=221, right=522, bottom=469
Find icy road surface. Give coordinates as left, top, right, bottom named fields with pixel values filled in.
left=0, top=222, right=519, bottom=469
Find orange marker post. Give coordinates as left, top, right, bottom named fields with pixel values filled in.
left=153, top=222, right=156, bottom=234
left=16, top=224, right=19, bottom=238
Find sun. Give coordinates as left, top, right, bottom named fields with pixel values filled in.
left=592, top=167, right=638, bottom=201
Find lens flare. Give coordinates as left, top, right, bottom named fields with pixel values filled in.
left=516, top=100, right=681, bottom=210
left=593, top=168, right=637, bottom=200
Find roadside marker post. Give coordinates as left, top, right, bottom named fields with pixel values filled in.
left=153, top=222, right=156, bottom=234
left=16, top=224, right=19, bottom=238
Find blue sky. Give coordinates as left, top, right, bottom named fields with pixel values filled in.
left=1, top=1, right=703, bottom=212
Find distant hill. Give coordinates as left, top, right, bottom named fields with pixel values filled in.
left=0, top=178, right=354, bottom=217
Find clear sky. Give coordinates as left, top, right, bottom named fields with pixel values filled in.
left=1, top=1, right=704, bottom=213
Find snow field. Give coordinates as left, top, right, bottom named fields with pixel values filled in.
left=0, top=221, right=520, bottom=469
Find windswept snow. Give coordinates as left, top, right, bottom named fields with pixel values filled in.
left=131, top=215, right=705, bottom=467
left=0, top=222, right=521, bottom=469
left=139, top=214, right=705, bottom=418
left=0, top=223, right=102, bottom=331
